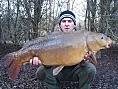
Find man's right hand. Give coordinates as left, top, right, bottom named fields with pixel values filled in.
left=30, top=57, right=42, bottom=65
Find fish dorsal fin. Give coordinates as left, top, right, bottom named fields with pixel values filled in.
left=53, top=66, right=64, bottom=76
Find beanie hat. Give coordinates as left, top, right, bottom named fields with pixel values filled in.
left=58, top=10, right=76, bottom=25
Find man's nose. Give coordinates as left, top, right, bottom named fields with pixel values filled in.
left=65, top=21, right=69, bottom=26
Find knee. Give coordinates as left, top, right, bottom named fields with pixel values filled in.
left=85, top=63, right=96, bottom=82
left=35, top=66, right=46, bottom=81
left=86, top=63, right=96, bottom=76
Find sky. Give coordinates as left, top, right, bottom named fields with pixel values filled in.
left=70, top=0, right=87, bottom=22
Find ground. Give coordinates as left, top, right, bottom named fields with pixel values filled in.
left=0, top=43, right=118, bottom=89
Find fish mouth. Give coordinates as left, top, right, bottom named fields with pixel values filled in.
left=106, top=38, right=113, bottom=48
left=106, top=45, right=110, bottom=48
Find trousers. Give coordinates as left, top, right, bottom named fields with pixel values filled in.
left=36, top=63, right=96, bottom=89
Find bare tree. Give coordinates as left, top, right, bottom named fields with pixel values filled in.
left=0, top=0, right=117, bottom=44
left=0, top=15, right=1, bottom=43
left=99, top=0, right=111, bottom=33
left=23, top=0, right=44, bottom=39
left=0, top=1, right=1, bottom=43
left=85, top=0, right=97, bottom=31
left=7, top=0, right=11, bottom=32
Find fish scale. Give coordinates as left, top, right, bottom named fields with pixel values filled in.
left=0, top=30, right=112, bottom=80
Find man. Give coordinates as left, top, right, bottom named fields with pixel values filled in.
left=30, top=10, right=96, bottom=89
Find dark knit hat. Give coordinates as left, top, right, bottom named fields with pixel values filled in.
left=58, top=10, right=76, bottom=25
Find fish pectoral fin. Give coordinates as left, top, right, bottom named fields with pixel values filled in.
left=89, top=52, right=98, bottom=67
left=53, top=66, right=64, bottom=76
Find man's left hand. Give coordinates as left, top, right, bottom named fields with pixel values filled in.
left=80, top=53, right=90, bottom=66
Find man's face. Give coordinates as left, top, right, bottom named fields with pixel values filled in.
left=60, top=18, right=75, bottom=32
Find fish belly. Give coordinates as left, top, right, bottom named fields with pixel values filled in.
left=36, top=45, right=87, bottom=66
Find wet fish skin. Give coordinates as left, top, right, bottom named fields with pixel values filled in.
left=0, top=30, right=112, bottom=80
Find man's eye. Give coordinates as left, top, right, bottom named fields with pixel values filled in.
left=62, top=20, right=66, bottom=23
left=68, top=20, right=72, bottom=23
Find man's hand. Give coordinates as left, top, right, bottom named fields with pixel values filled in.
left=80, top=55, right=89, bottom=66
left=80, top=52, right=96, bottom=66
left=80, top=53, right=90, bottom=66
left=29, top=57, right=42, bottom=65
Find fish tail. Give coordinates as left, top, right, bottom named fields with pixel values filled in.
left=0, top=52, right=22, bottom=80
left=8, top=60, right=22, bottom=80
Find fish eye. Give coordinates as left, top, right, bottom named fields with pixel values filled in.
left=101, top=37, right=104, bottom=39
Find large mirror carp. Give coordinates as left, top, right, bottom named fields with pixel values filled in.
left=0, top=30, right=112, bottom=80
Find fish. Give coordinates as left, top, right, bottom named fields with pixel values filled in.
left=0, top=30, right=112, bottom=80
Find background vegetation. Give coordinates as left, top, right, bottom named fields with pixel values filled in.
left=0, top=0, right=117, bottom=45
left=0, top=0, right=118, bottom=88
